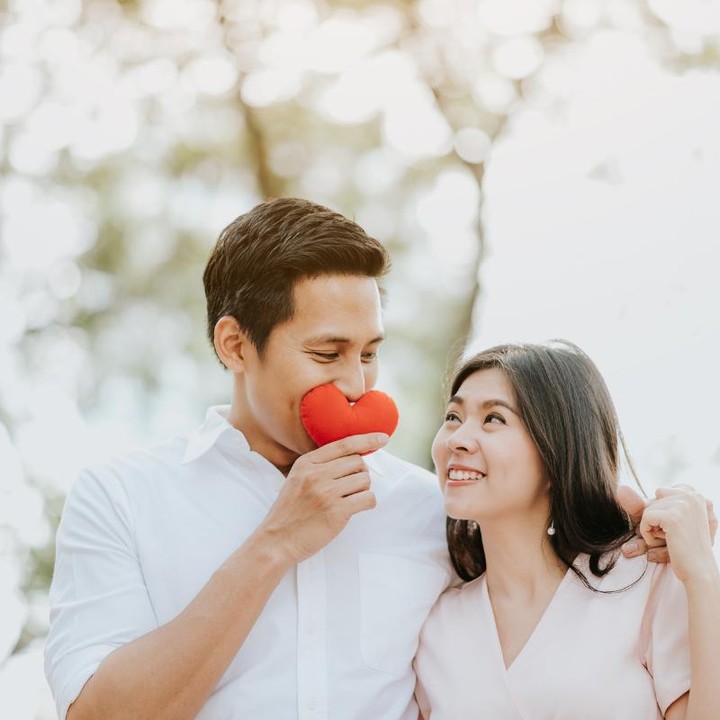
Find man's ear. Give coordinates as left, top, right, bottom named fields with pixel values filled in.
left=214, top=316, right=251, bottom=372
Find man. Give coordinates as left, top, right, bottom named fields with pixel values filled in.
left=44, top=198, right=711, bottom=720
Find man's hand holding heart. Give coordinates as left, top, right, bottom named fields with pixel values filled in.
left=257, top=384, right=400, bottom=567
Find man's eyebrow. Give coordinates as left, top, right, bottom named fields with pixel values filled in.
left=305, top=334, right=385, bottom=345
left=448, top=395, right=517, bottom=413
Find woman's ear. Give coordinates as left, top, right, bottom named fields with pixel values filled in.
left=213, top=316, right=249, bottom=372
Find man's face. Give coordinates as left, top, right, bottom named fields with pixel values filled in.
left=235, top=274, right=385, bottom=471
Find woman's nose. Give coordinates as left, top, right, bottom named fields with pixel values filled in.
left=447, top=425, right=479, bottom=454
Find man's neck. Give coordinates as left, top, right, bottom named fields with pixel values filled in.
left=227, top=395, right=300, bottom=476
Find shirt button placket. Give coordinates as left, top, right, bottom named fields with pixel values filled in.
left=297, top=551, right=327, bottom=720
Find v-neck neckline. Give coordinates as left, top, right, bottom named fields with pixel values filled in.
left=480, top=564, right=575, bottom=672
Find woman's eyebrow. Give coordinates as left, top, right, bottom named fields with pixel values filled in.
left=448, top=395, right=517, bottom=413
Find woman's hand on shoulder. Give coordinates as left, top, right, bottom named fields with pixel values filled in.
left=639, top=487, right=718, bottom=584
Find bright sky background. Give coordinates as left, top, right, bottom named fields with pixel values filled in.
left=475, top=30, right=720, bottom=514
left=2, top=5, right=720, bottom=718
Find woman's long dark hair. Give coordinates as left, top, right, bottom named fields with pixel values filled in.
left=445, top=341, right=642, bottom=589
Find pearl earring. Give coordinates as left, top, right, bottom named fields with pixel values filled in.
left=547, top=521, right=556, bottom=536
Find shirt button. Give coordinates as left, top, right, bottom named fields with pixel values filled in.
left=305, top=621, right=318, bottom=636
left=307, top=698, right=318, bottom=712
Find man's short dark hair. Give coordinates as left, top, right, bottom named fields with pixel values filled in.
left=203, top=197, right=391, bottom=358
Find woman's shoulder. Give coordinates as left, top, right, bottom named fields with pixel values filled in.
left=420, top=573, right=487, bottom=648
left=571, top=552, right=653, bottom=593
left=569, top=553, right=690, bottom=614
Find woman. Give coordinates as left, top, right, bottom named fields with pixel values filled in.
left=414, top=341, right=719, bottom=720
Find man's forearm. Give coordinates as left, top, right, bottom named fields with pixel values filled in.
left=684, top=566, right=720, bottom=720
left=67, top=530, right=292, bottom=720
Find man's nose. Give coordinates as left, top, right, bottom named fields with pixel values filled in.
left=335, top=363, right=366, bottom=403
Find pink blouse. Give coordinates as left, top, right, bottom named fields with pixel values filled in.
left=414, top=555, right=691, bottom=719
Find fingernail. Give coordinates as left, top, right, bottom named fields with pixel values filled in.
left=622, top=540, right=638, bottom=554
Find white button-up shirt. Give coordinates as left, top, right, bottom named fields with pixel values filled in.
left=45, top=406, right=453, bottom=720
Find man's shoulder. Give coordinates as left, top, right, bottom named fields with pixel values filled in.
left=366, top=450, right=436, bottom=484
left=367, top=449, right=437, bottom=486
left=71, top=434, right=190, bottom=501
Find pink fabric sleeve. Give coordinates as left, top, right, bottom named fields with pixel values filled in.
left=414, top=673, right=432, bottom=720
left=640, top=564, right=692, bottom=714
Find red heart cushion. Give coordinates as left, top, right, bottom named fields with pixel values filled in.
left=300, top=383, right=399, bottom=448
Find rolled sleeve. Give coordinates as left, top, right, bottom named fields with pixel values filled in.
left=44, top=470, right=158, bottom=719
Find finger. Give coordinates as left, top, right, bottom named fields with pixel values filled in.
left=319, top=454, right=368, bottom=480
left=637, top=523, right=668, bottom=552
left=621, top=537, right=646, bottom=557
left=335, top=471, right=372, bottom=498
left=309, top=433, right=389, bottom=462
left=342, top=489, right=377, bottom=515
left=647, top=547, right=670, bottom=564
left=644, top=532, right=667, bottom=547
left=622, top=533, right=668, bottom=558
left=657, top=489, right=718, bottom=545
left=708, top=499, right=718, bottom=545
left=616, top=485, right=647, bottom=525
left=670, top=482, right=696, bottom=492
left=655, top=486, right=692, bottom=498
left=637, top=505, right=669, bottom=549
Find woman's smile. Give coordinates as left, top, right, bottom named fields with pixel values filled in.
left=446, top=465, right=487, bottom=487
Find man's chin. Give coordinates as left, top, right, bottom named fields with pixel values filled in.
left=270, top=436, right=316, bottom=472
left=296, top=430, right=319, bottom=455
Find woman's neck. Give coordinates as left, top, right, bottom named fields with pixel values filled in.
left=480, top=519, right=568, bottom=602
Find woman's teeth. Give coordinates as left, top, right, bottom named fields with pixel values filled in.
left=448, top=469, right=483, bottom=481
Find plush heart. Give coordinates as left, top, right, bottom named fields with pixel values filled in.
left=300, top=383, right=399, bottom=449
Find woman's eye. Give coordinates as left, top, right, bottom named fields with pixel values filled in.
left=313, top=352, right=339, bottom=361
left=361, top=352, right=377, bottom=363
left=444, top=411, right=461, bottom=423
left=485, top=413, right=505, bottom=425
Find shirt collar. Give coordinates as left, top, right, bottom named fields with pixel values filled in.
left=182, top=405, right=251, bottom=464
left=183, top=405, right=387, bottom=478
left=363, top=450, right=385, bottom=477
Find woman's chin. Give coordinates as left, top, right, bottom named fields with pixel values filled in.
left=444, top=501, right=477, bottom=522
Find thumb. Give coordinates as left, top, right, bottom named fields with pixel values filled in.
left=655, top=486, right=690, bottom=498
left=616, top=485, right=647, bottom=525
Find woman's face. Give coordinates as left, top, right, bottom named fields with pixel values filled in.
left=432, top=367, right=549, bottom=523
